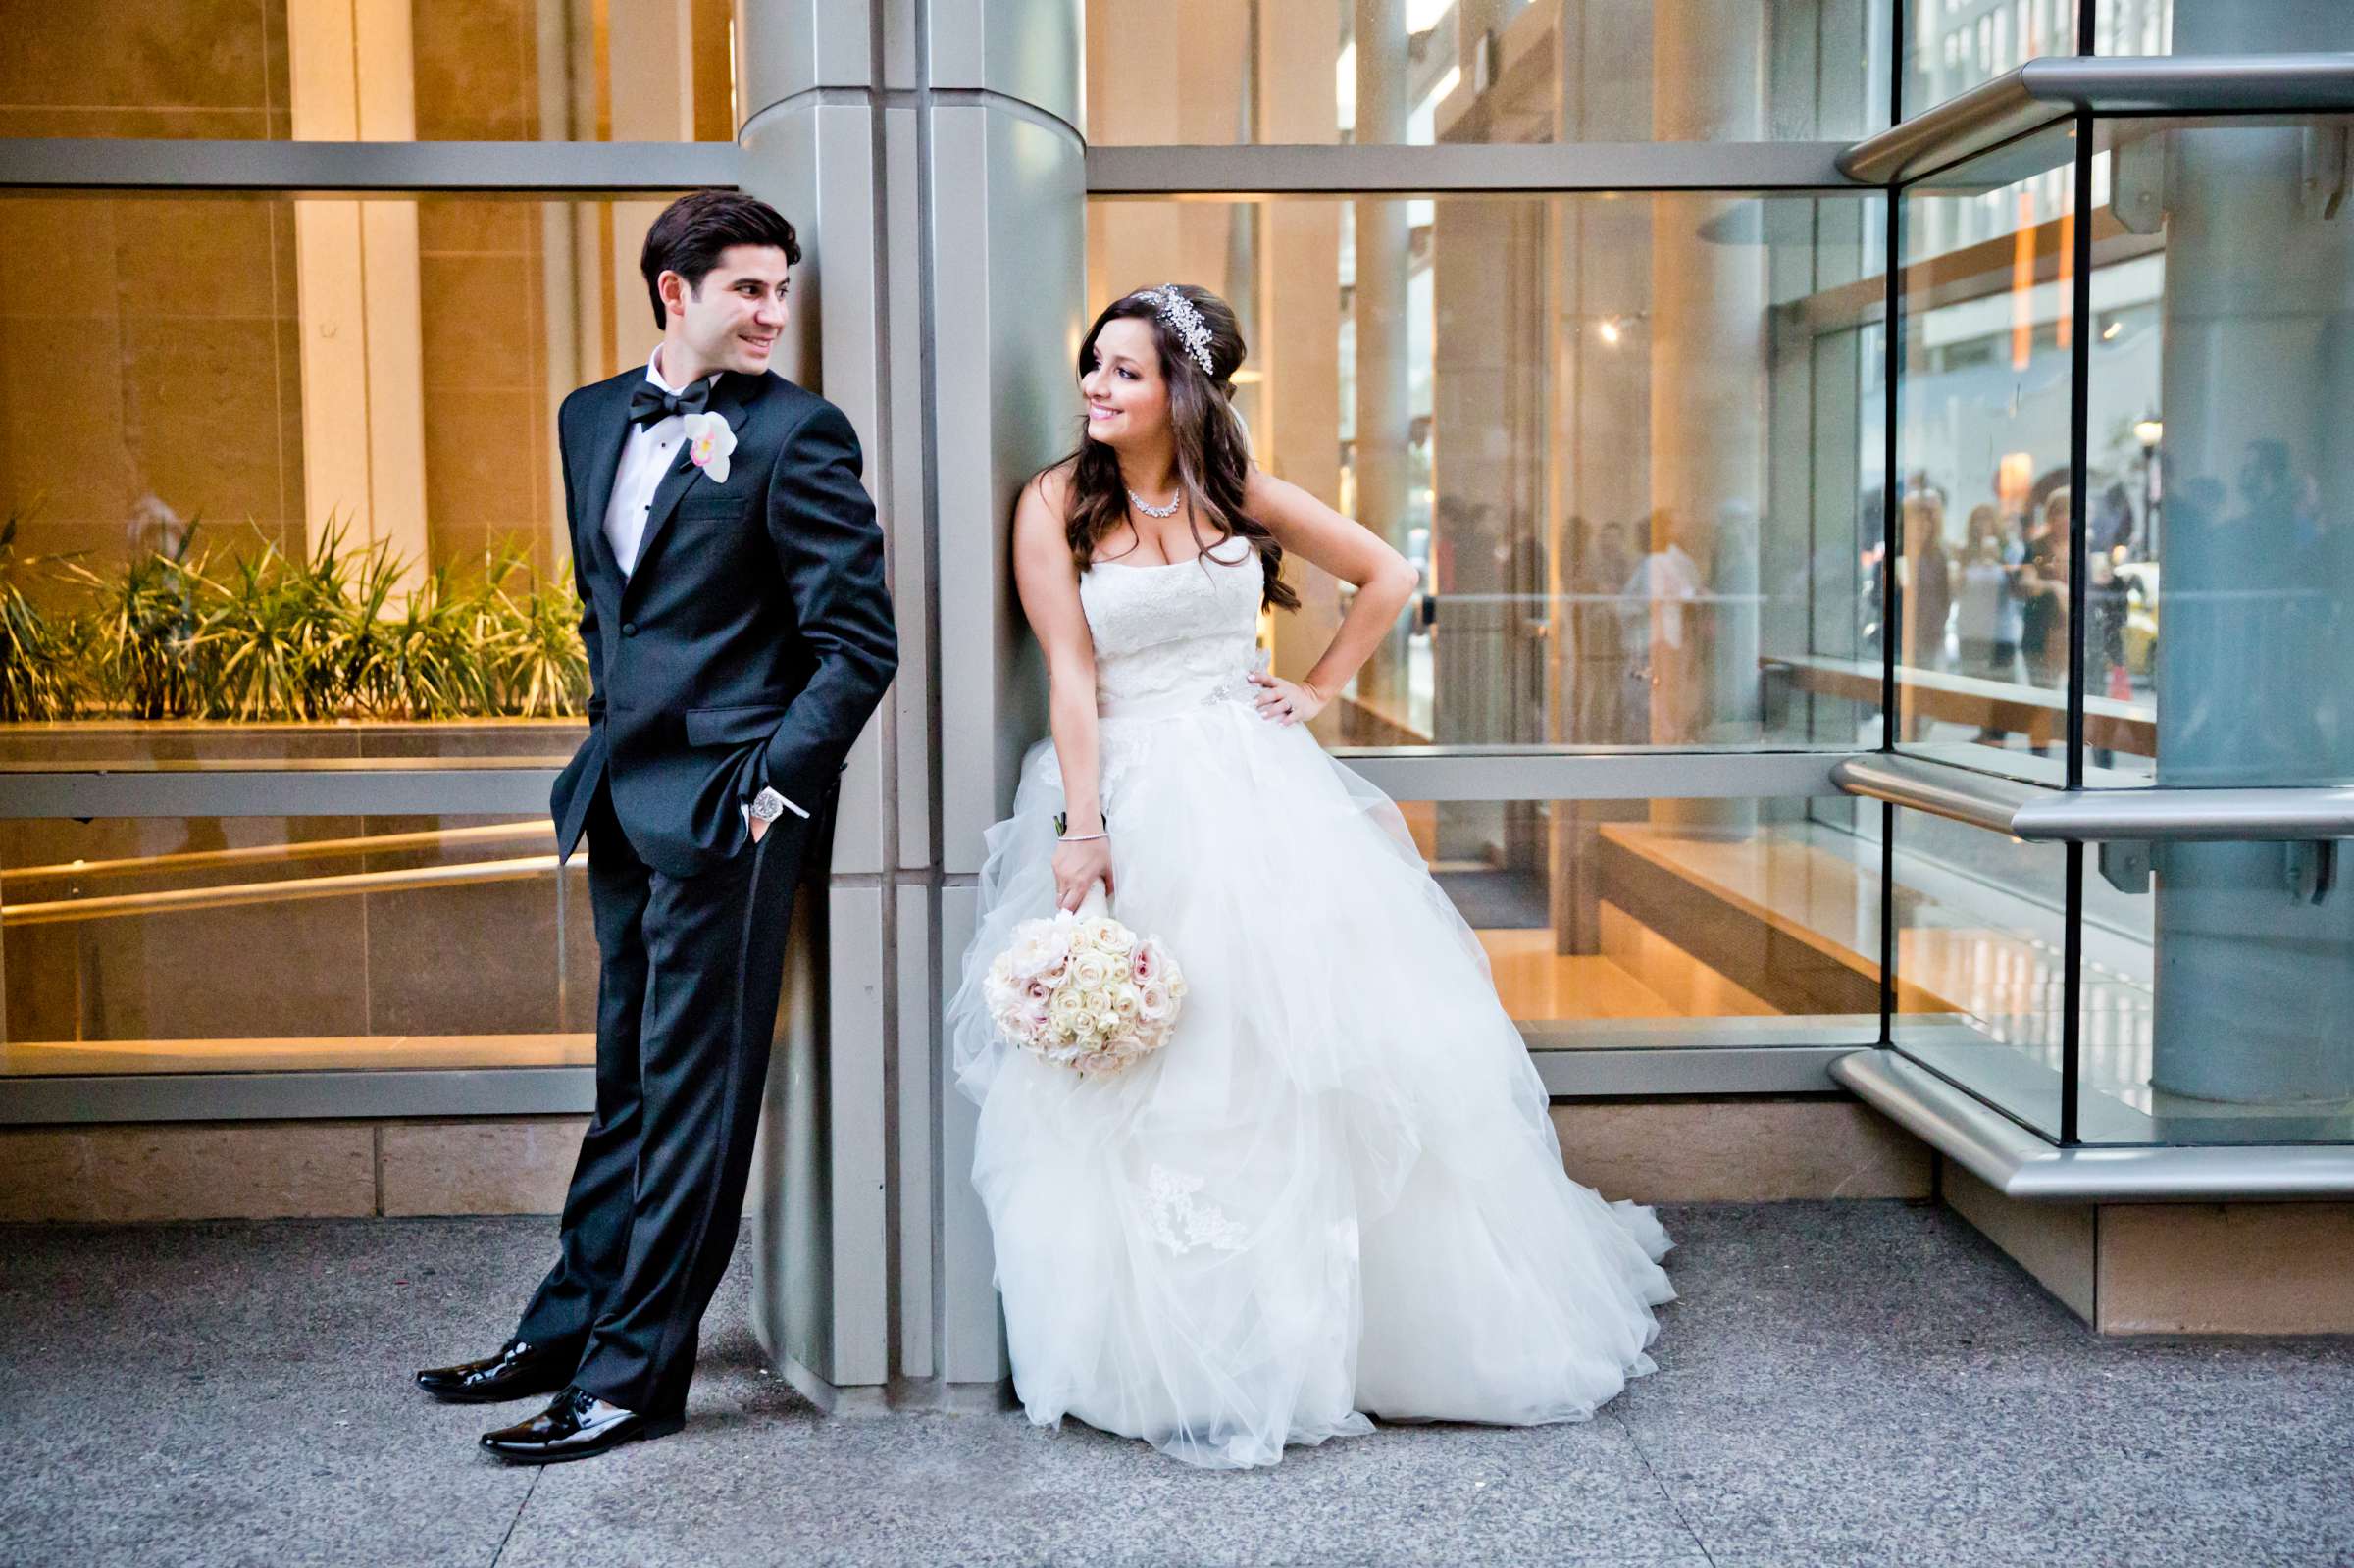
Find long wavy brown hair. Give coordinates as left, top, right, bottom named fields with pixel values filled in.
left=1050, top=283, right=1299, bottom=612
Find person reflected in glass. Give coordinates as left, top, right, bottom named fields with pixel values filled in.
left=1570, top=516, right=1634, bottom=745
left=1899, top=490, right=1953, bottom=740
left=2090, top=479, right=2136, bottom=559
left=1621, top=509, right=1706, bottom=744
left=1956, top=503, right=2023, bottom=745
left=2017, top=487, right=2072, bottom=753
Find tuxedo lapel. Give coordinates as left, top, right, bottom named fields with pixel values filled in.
left=576, top=377, right=634, bottom=585
left=623, top=371, right=763, bottom=593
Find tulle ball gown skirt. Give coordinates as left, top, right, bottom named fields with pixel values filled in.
left=948, top=694, right=1675, bottom=1470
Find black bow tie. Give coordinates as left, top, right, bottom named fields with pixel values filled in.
left=628, top=377, right=713, bottom=428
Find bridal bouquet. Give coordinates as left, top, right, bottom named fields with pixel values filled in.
left=982, top=900, right=1186, bottom=1076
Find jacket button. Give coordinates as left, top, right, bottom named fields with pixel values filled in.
left=621, top=622, right=638, bottom=636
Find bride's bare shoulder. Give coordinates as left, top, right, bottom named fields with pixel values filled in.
left=1014, top=460, right=1081, bottom=568
left=1016, top=459, right=1080, bottom=545
left=1027, top=457, right=1079, bottom=515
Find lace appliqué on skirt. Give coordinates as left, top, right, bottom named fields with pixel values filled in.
left=1145, top=1164, right=1248, bottom=1255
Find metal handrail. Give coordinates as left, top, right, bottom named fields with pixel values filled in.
left=0, top=137, right=740, bottom=193
left=1838, top=53, right=2354, bottom=184
left=5, top=820, right=554, bottom=885
left=1831, top=754, right=2044, bottom=835
left=1833, top=753, right=2354, bottom=842
left=2011, top=786, right=2354, bottom=843
left=1833, top=1047, right=2354, bottom=1198
left=1, top=853, right=570, bottom=928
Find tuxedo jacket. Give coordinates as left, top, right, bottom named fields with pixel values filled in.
left=550, top=365, right=897, bottom=880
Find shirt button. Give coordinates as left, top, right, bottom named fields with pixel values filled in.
left=621, top=622, right=638, bottom=636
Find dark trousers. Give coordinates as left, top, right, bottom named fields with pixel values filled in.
left=514, top=773, right=810, bottom=1415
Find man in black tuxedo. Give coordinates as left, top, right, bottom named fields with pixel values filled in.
left=414, top=191, right=896, bottom=1463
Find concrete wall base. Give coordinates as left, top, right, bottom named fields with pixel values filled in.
left=0, top=1096, right=1934, bottom=1222
left=1940, top=1158, right=2354, bottom=1334
left=0, top=1116, right=588, bottom=1222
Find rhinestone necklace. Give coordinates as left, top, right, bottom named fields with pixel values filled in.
left=1127, top=489, right=1182, bottom=519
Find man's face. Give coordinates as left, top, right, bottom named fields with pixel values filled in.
left=664, top=244, right=791, bottom=375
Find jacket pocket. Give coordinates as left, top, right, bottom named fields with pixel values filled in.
left=678, top=493, right=754, bottom=524
left=684, top=703, right=789, bottom=747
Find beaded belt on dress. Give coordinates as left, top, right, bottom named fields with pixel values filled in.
left=1096, top=667, right=1258, bottom=724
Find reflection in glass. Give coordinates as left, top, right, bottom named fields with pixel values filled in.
left=1886, top=805, right=2074, bottom=1141
left=0, top=194, right=686, bottom=739
left=0, top=0, right=736, bottom=142
left=2073, top=842, right=2354, bottom=1146
left=1088, top=191, right=1883, bottom=753
left=1890, top=120, right=2091, bottom=784
left=1085, top=0, right=1883, bottom=148
left=1, top=813, right=593, bottom=1077
left=2100, top=113, right=2354, bottom=793
left=1392, top=797, right=1879, bottom=1045
left=1904, top=0, right=2090, bottom=123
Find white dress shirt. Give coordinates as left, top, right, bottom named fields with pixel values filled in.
left=601, top=347, right=717, bottom=580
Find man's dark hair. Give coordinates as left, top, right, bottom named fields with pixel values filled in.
left=640, top=190, right=801, bottom=329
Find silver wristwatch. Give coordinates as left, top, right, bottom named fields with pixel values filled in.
left=748, top=786, right=790, bottom=824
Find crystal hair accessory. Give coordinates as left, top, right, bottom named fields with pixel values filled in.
left=1144, top=284, right=1216, bottom=378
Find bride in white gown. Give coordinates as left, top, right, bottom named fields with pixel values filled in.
left=947, top=283, right=1674, bottom=1470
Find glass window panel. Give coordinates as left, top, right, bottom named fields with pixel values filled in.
left=0, top=0, right=737, bottom=141
left=1, top=812, right=593, bottom=1076
left=2073, top=839, right=2354, bottom=1146
left=0, top=193, right=686, bottom=756
left=1088, top=190, right=1884, bottom=752
left=1906, top=0, right=2081, bottom=121
left=1886, top=803, right=2072, bottom=1141
left=2091, top=0, right=2169, bottom=57
left=1891, top=121, right=2079, bottom=787
left=1086, top=0, right=1886, bottom=147
left=1391, top=796, right=1880, bottom=1044
left=2079, top=113, right=2354, bottom=790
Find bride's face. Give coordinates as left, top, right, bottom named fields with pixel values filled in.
left=1080, top=317, right=1169, bottom=449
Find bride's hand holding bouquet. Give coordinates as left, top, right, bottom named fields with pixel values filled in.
left=1051, top=808, right=1114, bottom=913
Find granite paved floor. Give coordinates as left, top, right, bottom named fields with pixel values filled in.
left=3, top=1199, right=2349, bottom=1568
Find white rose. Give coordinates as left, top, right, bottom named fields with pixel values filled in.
left=1082, top=916, right=1135, bottom=956
left=1109, top=983, right=1141, bottom=1016
left=1136, top=981, right=1173, bottom=1022
left=1070, top=952, right=1111, bottom=990
left=1008, top=920, right=1073, bottom=980
left=1049, top=986, right=1089, bottom=1023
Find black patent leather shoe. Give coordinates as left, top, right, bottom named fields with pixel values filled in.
left=415, top=1339, right=575, bottom=1404
left=479, top=1385, right=683, bottom=1465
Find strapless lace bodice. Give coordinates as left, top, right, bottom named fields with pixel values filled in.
left=1080, top=536, right=1262, bottom=720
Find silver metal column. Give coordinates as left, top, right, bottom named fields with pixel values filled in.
left=929, top=0, right=1081, bottom=1395
left=1352, top=0, right=1415, bottom=719
left=1647, top=0, right=1765, bottom=832
left=736, top=0, right=1079, bottom=1407
left=2148, top=0, right=2354, bottom=1105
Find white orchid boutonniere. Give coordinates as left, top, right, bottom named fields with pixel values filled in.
left=680, top=411, right=737, bottom=484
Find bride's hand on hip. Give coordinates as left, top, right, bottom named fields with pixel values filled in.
left=1249, top=668, right=1327, bottom=727
left=1051, top=835, right=1114, bottom=912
